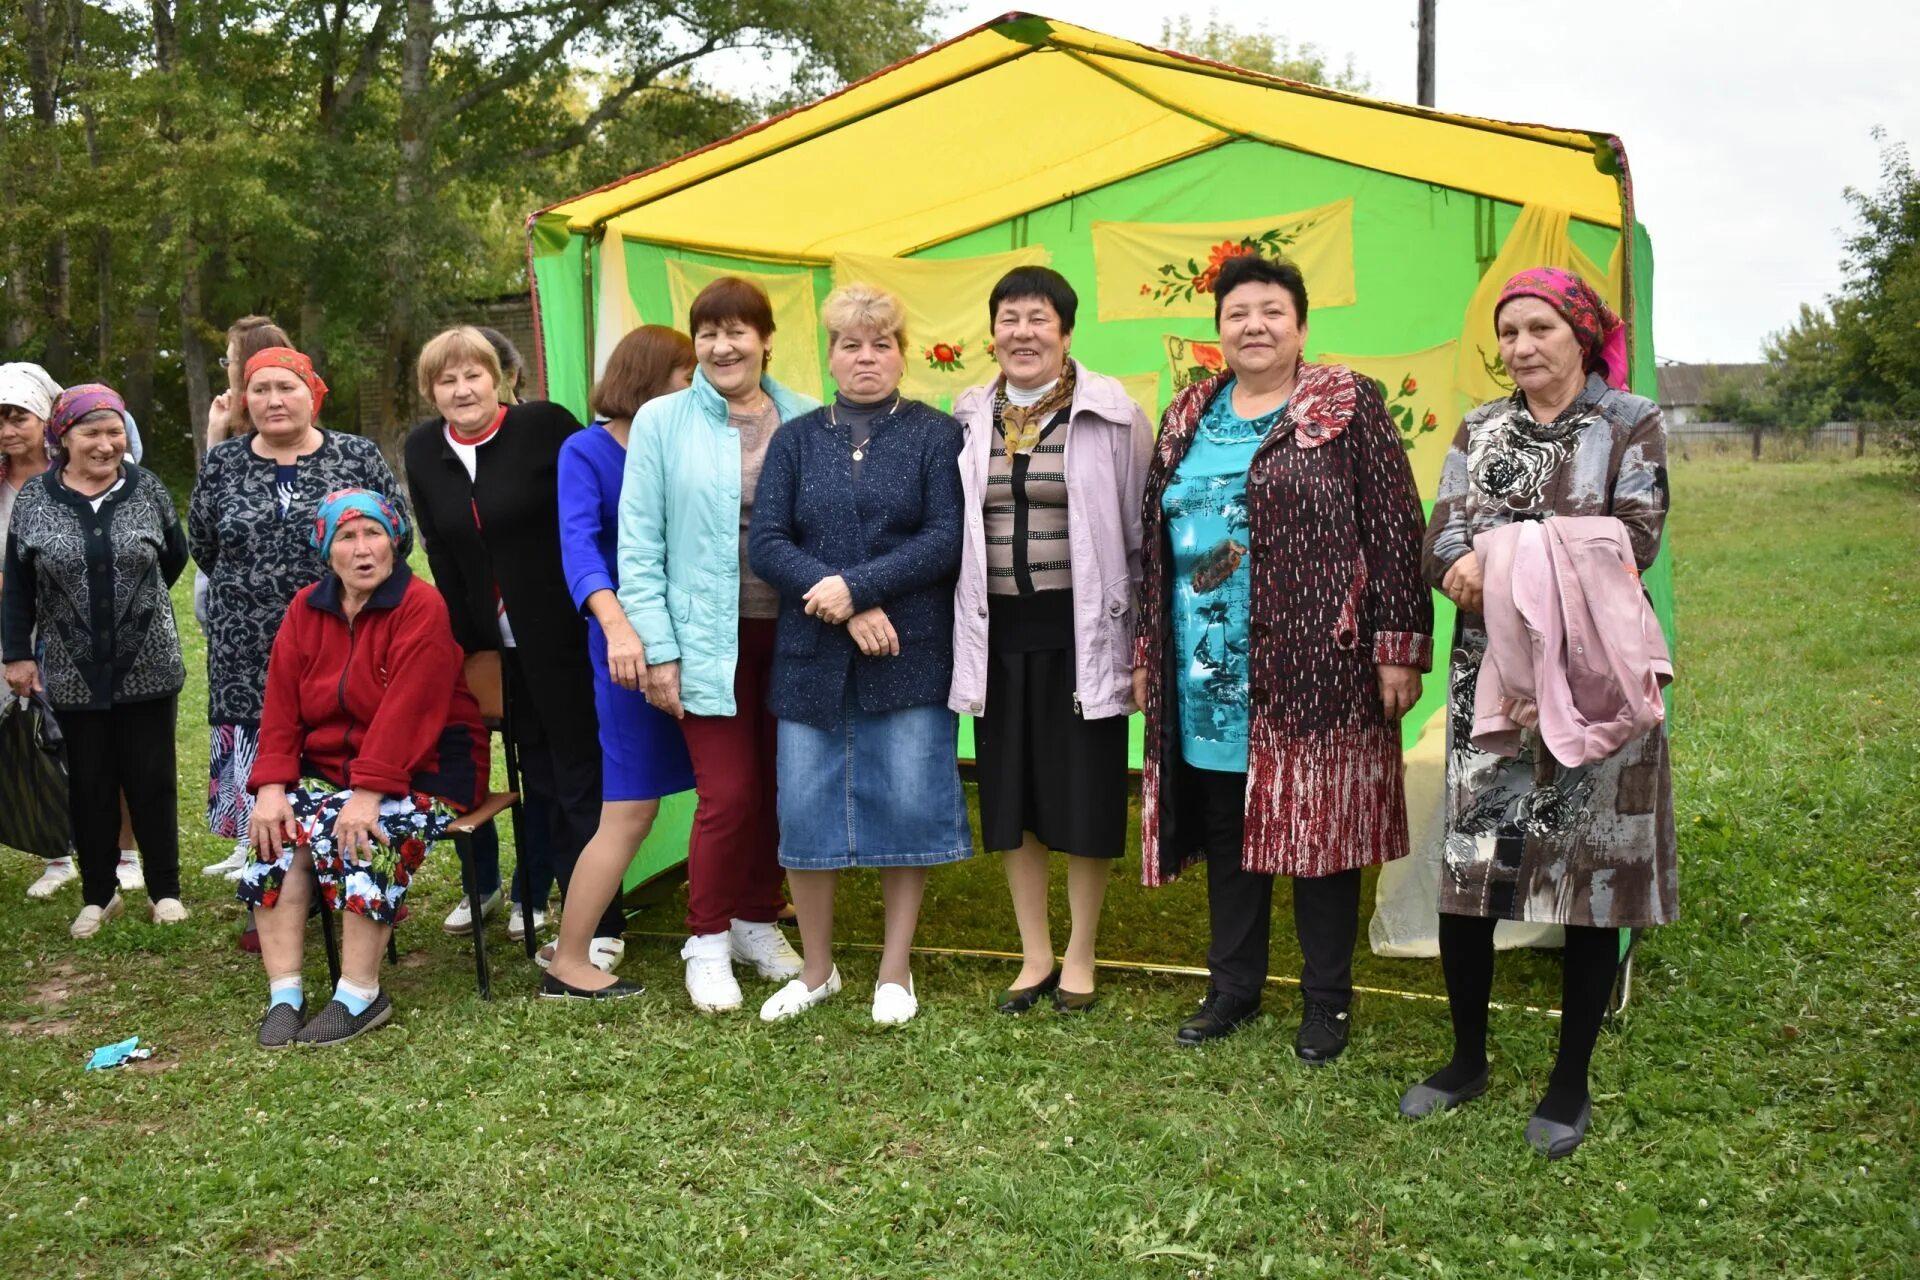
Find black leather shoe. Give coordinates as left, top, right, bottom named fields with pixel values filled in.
left=1294, top=1000, right=1351, bottom=1065
left=1052, top=986, right=1098, bottom=1014
left=996, top=966, right=1061, bottom=1014
left=540, top=972, right=645, bottom=1000
left=1175, top=989, right=1262, bottom=1046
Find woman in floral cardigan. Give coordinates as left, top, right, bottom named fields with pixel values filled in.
left=1131, top=254, right=1432, bottom=1061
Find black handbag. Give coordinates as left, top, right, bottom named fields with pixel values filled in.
left=0, top=690, right=71, bottom=858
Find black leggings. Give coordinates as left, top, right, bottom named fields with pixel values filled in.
left=60, top=696, right=180, bottom=908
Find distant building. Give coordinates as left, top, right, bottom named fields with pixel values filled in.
left=1656, top=362, right=1767, bottom=425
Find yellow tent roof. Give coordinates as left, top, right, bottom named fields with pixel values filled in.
left=543, top=13, right=1627, bottom=262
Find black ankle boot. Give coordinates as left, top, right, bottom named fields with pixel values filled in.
left=1294, top=1000, right=1351, bottom=1065
left=1176, top=988, right=1262, bottom=1046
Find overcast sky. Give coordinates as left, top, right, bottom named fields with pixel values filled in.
left=704, top=3, right=1920, bottom=363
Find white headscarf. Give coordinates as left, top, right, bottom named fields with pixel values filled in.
left=0, top=362, right=62, bottom=422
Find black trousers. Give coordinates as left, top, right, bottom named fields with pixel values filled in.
left=1185, top=763, right=1364, bottom=1008
left=503, top=651, right=625, bottom=941
left=61, top=695, right=180, bottom=908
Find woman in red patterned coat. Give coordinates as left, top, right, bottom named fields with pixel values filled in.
left=1131, top=254, right=1433, bottom=1060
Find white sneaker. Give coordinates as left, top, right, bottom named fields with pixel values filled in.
left=872, top=978, right=918, bottom=1025
left=730, top=918, right=804, bottom=980
left=150, top=897, right=190, bottom=924
left=116, top=851, right=145, bottom=894
left=760, top=966, right=842, bottom=1022
left=442, top=889, right=503, bottom=935
left=680, top=932, right=742, bottom=1012
left=71, top=895, right=124, bottom=939
left=589, top=938, right=626, bottom=973
left=201, top=848, right=249, bottom=878
left=505, top=906, right=547, bottom=942
left=26, top=857, right=78, bottom=899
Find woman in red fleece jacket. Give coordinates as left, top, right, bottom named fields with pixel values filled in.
left=234, top=488, right=488, bottom=1048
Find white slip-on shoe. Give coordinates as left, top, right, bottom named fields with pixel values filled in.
left=201, top=848, right=249, bottom=878
left=760, top=966, right=842, bottom=1023
left=872, top=978, right=918, bottom=1025
left=589, top=938, right=626, bottom=973
left=71, top=894, right=124, bottom=939
left=115, top=852, right=145, bottom=894
left=681, top=932, right=743, bottom=1013
left=26, top=857, right=78, bottom=899
left=150, top=897, right=190, bottom=924
left=730, top=918, right=804, bottom=980
left=442, top=889, right=503, bottom=935
left=505, top=907, right=547, bottom=942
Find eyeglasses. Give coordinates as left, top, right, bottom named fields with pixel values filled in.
left=217, top=356, right=231, bottom=368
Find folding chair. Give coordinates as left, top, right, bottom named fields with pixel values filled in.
left=318, top=652, right=527, bottom=1001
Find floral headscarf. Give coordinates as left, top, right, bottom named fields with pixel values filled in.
left=311, top=487, right=407, bottom=557
left=1494, top=268, right=1628, bottom=391
left=244, top=346, right=330, bottom=420
left=49, top=384, right=131, bottom=443
left=0, top=362, right=62, bottom=484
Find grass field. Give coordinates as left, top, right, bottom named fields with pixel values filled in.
left=1, top=456, right=1915, bottom=1277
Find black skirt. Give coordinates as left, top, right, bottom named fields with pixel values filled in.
left=974, top=592, right=1130, bottom=859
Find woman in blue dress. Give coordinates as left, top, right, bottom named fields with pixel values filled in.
left=540, top=326, right=701, bottom=997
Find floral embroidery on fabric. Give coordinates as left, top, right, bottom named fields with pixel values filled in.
left=922, top=341, right=966, bottom=373
left=1144, top=220, right=1323, bottom=306
left=1165, top=335, right=1229, bottom=391
left=1367, top=373, right=1442, bottom=452
left=233, top=779, right=452, bottom=926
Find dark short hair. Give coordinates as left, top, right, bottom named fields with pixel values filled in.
left=1213, top=255, right=1309, bottom=329
left=475, top=326, right=524, bottom=402
left=988, top=265, right=1078, bottom=334
left=592, top=325, right=696, bottom=419
left=688, top=277, right=776, bottom=341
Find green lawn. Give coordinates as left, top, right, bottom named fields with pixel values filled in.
left=1, top=457, right=1915, bottom=1277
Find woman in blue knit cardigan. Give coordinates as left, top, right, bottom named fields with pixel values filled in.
left=747, top=283, right=971, bottom=1027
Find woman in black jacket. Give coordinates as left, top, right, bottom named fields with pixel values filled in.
left=402, top=326, right=626, bottom=965
left=2, top=384, right=190, bottom=939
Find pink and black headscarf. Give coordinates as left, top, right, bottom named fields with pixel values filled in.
left=1495, top=268, right=1629, bottom=391
left=49, top=383, right=132, bottom=450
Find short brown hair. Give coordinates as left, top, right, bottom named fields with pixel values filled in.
left=416, top=326, right=504, bottom=404
left=687, top=277, right=775, bottom=342
left=592, top=325, right=696, bottom=419
left=226, top=315, right=292, bottom=425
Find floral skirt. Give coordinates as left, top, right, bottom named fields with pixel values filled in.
left=206, top=723, right=260, bottom=839
left=233, top=779, right=452, bottom=925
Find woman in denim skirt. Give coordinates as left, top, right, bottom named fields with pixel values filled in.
left=747, top=283, right=970, bottom=1026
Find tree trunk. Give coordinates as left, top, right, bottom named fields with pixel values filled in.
left=83, top=97, right=110, bottom=370
left=180, top=229, right=212, bottom=468
left=379, top=0, right=438, bottom=452
left=124, top=303, right=158, bottom=433
left=0, top=96, right=32, bottom=351
left=23, top=0, right=72, bottom=378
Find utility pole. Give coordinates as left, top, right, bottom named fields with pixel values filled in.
left=1417, top=0, right=1436, bottom=106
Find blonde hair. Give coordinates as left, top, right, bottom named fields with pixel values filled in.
left=415, top=326, right=504, bottom=404
left=820, top=284, right=908, bottom=348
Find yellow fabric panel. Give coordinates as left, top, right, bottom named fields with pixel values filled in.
left=1092, top=198, right=1355, bottom=321
left=548, top=20, right=1623, bottom=258
left=1115, top=372, right=1163, bottom=424
left=1316, top=342, right=1463, bottom=500
left=1163, top=334, right=1228, bottom=392
left=1454, top=204, right=1621, bottom=407
left=593, top=232, right=644, bottom=380
left=1071, top=53, right=1621, bottom=227
left=830, top=248, right=1047, bottom=402
left=662, top=259, right=824, bottom=401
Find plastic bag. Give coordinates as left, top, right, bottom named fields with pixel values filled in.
left=0, top=691, right=71, bottom=858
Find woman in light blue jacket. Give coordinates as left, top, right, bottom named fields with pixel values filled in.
left=618, top=277, right=816, bottom=1014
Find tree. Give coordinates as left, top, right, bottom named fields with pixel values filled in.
left=1160, top=15, right=1371, bottom=93
left=1833, top=132, right=1920, bottom=443
left=1758, top=304, right=1843, bottom=430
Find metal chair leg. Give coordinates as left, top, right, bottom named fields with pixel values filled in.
left=453, top=831, right=491, bottom=1001
left=318, top=900, right=341, bottom=989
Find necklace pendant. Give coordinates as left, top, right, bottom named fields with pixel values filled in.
left=851, top=448, right=865, bottom=461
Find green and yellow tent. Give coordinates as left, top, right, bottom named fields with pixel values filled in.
left=527, top=12, right=1673, bottom=910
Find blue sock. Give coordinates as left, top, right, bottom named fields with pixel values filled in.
left=333, top=977, right=378, bottom=1016
left=268, top=976, right=304, bottom=1011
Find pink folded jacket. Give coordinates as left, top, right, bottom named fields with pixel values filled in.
left=1472, top=516, right=1672, bottom=767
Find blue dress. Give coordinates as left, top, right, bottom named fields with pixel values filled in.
left=557, top=422, right=696, bottom=801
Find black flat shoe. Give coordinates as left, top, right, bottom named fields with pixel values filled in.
left=1176, top=988, right=1262, bottom=1046
left=1526, top=1097, right=1593, bottom=1160
left=540, top=972, right=645, bottom=1000
left=1052, top=986, right=1098, bottom=1014
left=1294, top=1000, right=1351, bottom=1065
left=1398, top=1064, right=1491, bottom=1118
left=996, top=965, right=1061, bottom=1014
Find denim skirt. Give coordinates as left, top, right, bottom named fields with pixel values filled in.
left=776, top=700, right=974, bottom=870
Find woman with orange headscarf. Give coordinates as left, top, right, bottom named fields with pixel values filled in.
left=188, top=348, right=409, bottom=871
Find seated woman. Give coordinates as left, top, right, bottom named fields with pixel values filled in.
left=235, top=489, right=489, bottom=1048
left=747, top=283, right=970, bottom=1026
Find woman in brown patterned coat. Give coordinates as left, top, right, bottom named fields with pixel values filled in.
left=1131, top=254, right=1432, bottom=1060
